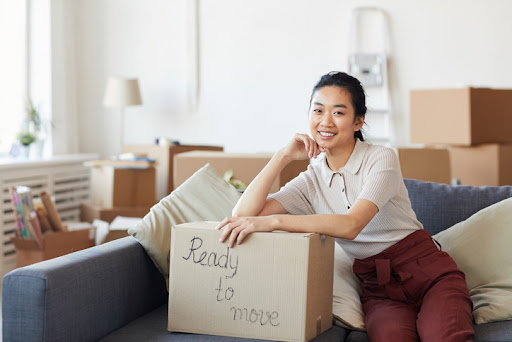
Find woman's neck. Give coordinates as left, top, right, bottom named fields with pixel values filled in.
left=325, top=138, right=357, bottom=171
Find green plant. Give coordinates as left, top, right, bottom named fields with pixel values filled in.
left=25, top=98, right=42, bottom=133
left=223, top=169, right=247, bottom=190
left=18, top=131, right=36, bottom=146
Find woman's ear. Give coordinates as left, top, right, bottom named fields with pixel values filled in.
left=354, top=115, right=365, bottom=130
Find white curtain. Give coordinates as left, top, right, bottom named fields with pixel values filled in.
left=49, top=0, right=79, bottom=154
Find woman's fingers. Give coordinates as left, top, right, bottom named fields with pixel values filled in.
left=216, top=217, right=229, bottom=230
left=228, top=226, right=245, bottom=248
left=302, top=134, right=323, bottom=159
left=285, top=133, right=324, bottom=161
left=218, top=217, right=245, bottom=247
left=218, top=218, right=235, bottom=242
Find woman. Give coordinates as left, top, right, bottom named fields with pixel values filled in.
left=216, top=71, right=474, bottom=342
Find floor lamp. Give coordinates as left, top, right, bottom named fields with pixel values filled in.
left=103, top=77, right=142, bottom=154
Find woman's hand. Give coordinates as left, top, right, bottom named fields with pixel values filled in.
left=216, top=216, right=275, bottom=248
left=279, top=133, right=324, bottom=162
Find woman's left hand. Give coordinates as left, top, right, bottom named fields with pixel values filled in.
left=216, top=216, right=275, bottom=248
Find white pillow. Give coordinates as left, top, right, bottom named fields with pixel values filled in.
left=434, top=197, right=512, bottom=324
left=128, top=163, right=241, bottom=289
left=332, top=243, right=366, bottom=331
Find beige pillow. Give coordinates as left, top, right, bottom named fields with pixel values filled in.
left=332, top=243, right=366, bottom=331
left=434, top=197, right=512, bottom=324
left=128, top=163, right=241, bottom=289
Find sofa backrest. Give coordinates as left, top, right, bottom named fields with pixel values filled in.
left=404, top=178, right=512, bottom=235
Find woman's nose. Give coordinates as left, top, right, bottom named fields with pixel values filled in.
left=320, top=113, right=333, bottom=126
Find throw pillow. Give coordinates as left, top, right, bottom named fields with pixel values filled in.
left=332, top=243, right=366, bottom=331
left=128, top=163, right=241, bottom=290
left=434, top=197, right=512, bottom=324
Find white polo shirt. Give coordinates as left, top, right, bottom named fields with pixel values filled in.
left=269, top=139, right=423, bottom=261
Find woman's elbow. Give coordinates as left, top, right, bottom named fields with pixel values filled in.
left=343, top=218, right=365, bottom=240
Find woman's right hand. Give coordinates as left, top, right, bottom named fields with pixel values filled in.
left=279, top=133, right=324, bottom=162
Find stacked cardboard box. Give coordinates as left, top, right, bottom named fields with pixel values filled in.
left=173, top=151, right=310, bottom=193
left=81, top=160, right=156, bottom=225
left=410, top=87, right=512, bottom=186
left=121, top=144, right=223, bottom=200
left=392, top=147, right=451, bottom=184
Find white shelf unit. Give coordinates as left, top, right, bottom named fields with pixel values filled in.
left=0, top=154, right=98, bottom=277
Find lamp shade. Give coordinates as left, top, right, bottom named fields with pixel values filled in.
left=103, top=77, right=142, bottom=107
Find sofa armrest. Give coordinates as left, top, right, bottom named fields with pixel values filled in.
left=2, top=236, right=167, bottom=342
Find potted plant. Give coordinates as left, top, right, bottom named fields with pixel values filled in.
left=17, top=98, right=47, bottom=158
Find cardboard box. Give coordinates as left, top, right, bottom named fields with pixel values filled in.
left=173, top=151, right=310, bottom=193
left=90, top=166, right=156, bottom=207
left=168, top=221, right=334, bottom=342
left=393, top=147, right=451, bottom=184
left=12, top=228, right=95, bottom=267
left=80, top=203, right=151, bottom=223
left=410, top=87, right=512, bottom=145
left=122, top=144, right=223, bottom=200
left=448, top=144, right=512, bottom=186
left=94, top=216, right=143, bottom=245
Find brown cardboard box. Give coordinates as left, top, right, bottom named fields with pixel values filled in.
left=80, top=203, right=151, bottom=223
left=168, top=222, right=334, bottom=341
left=99, top=217, right=143, bottom=244
left=448, top=144, right=512, bottom=186
left=393, top=147, right=451, bottom=184
left=90, top=166, right=156, bottom=207
left=173, top=151, right=310, bottom=193
left=410, top=88, right=512, bottom=145
left=12, top=228, right=95, bottom=267
left=122, top=144, right=223, bottom=199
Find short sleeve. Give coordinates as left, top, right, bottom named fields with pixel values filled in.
left=268, top=171, right=315, bottom=215
left=357, top=148, right=402, bottom=210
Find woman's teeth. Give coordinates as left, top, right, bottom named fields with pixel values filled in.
left=319, top=132, right=335, bottom=137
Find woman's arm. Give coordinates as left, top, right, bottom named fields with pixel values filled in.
left=218, top=198, right=378, bottom=248
left=232, top=133, right=323, bottom=217
left=231, top=151, right=289, bottom=217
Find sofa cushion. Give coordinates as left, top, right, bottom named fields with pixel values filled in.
left=404, top=179, right=512, bottom=235
left=98, top=304, right=350, bottom=342
left=434, top=197, right=512, bottom=324
left=128, top=163, right=241, bottom=289
left=332, top=243, right=365, bottom=331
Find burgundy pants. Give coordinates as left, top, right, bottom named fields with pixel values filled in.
left=353, top=229, right=474, bottom=342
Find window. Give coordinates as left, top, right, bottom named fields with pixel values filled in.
left=0, top=0, right=28, bottom=156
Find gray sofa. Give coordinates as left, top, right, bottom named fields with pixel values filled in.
left=3, top=179, right=512, bottom=342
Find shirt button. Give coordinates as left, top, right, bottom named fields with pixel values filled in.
left=347, top=206, right=350, bottom=209
left=342, top=188, right=345, bottom=192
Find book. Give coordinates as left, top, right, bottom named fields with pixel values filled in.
left=27, top=211, right=44, bottom=248
left=16, top=186, right=35, bottom=239
left=9, top=186, right=25, bottom=238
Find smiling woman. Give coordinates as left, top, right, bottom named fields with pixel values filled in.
left=216, top=71, right=476, bottom=342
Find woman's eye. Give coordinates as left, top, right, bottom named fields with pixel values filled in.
left=313, top=109, right=322, bottom=113
left=334, top=111, right=344, bottom=115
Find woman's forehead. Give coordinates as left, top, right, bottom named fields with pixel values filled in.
left=312, top=86, right=352, bottom=106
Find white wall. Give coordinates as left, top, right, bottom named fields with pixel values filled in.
left=63, top=0, right=512, bottom=157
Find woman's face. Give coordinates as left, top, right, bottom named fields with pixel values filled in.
left=309, top=86, right=364, bottom=153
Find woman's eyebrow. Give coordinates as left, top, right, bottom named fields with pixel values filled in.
left=313, top=102, right=348, bottom=108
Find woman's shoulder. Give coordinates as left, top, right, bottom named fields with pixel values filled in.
left=364, top=141, right=397, bottom=160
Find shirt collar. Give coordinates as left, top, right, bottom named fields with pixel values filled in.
left=319, top=139, right=369, bottom=187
